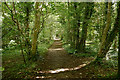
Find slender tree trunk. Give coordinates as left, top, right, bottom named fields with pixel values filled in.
left=21, top=43, right=26, bottom=64
left=76, top=26, right=80, bottom=50
left=74, top=3, right=80, bottom=50
left=66, top=2, right=73, bottom=46
left=76, top=10, right=80, bottom=49
left=41, top=3, right=45, bottom=40
left=96, top=2, right=112, bottom=59
left=25, top=3, right=31, bottom=57
left=79, top=3, right=89, bottom=52
left=67, top=1, right=70, bottom=43
left=95, top=2, right=120, bottom=62
left=79, top=3, right=94, bottom=52
left=79, top=19, right=88, bottom=52
left=31, top=2, right=40, bottom=58
left=71, top=29, right=76, bottom=48
left=99, top=2, right=108, bottom=42
left=72, top=2, right=80, bottom=50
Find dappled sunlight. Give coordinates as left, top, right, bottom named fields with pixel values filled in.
left=54, top=38, right=61, bottom=40
left=36, top=76, right=51, bottom=79
left=2, top=1, right=119, bottom=79
left=49, top=48, right=64, bottom=51
left=36, top=62, right=90, bottom=74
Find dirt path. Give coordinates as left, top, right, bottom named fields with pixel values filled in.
left=34, top=40, right=93, bottom=78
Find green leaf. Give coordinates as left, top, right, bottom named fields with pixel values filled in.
left=0, top=67, right=5, bottom=71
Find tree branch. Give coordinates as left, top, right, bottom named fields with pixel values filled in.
left=4, top=2, right=17, bottom=24
left=4, top=2, right=24, bottom=36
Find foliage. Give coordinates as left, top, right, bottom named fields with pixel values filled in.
left=1, top=1, right=120, bottom=79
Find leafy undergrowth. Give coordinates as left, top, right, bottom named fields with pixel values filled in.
left=2, top=40, right=118, bottom=79
left=37, top=40, right=54, bottom=56
left=62, top=42, right=118, bottom=79
left=82, top=61, right=118, bottom=78
left=63, top=43, right=97, bottom=58
left=2, top=41, right=54, bottom=79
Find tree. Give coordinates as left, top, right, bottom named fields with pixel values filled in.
left=79, top=2, right=94, bottom=52
left=96, top=2, right=112, bottom=60
left=95, top=2, right=120, bottom=63
left=24, top=3, right=31, bottom=56
left=31, top=2, right=41, bottom=59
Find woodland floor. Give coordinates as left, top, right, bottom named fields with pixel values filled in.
left=2, top=40, right=118, bottom=79
left=33, top=40, right=93, bottom=79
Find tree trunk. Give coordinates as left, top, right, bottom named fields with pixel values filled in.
left=96, top=2, right=112, bottom=59
left=79, top=19, right=87, bottom=52
left=25, top=3, right=31, bottom=57
left=79, top=3, right=94, bottom=52
left=31, top=2, right=40, bottom=58
left=76, top=26, right=80, bottom=50
left=67, top=1, right=71, bottom=43
left=95, top=2, right=120, bottom=62
left=74, top=3, right=80, bottom=50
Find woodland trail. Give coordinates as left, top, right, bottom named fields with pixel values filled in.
left=33, top=39, right=93, bottom=78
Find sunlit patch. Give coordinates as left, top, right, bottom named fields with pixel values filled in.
left=49, top=48, right=64, bottom=51
left=86, top=44, right=90, bottom=46
left=36, top=63, right=90, bottom=74
left=36, top=76, right=51, bottom=79
left=54, top=38, right=61, bottom=40
left=49, top=68, right=69, bottom=73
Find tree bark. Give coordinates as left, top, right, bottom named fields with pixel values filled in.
left=67, top=1, right=71, bottom=43
left=95, top=2, right=120, bottom=62
left=96, top=2, right=112, bottom=59
left=79, top=3, right=94, bottom=52
left=24, top=3, right=31, bottom=57
left=31, top=2, right=40, bottom=57
left=74, top=3, right=80, bottom=50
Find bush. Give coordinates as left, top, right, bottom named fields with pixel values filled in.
left=37, top=40, right=54, bottom=56
left=63, top=44, right=77, bottom=54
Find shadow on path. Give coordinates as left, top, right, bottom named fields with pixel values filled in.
left=34, top=40, right=93, bottom=78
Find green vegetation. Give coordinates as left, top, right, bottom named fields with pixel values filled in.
left=1, top=1, right=120, bottom=79
left=2, top=40, right=53, bottom=79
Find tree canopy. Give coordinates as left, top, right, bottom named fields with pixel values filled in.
left=1, top=1, right=120, bottom=79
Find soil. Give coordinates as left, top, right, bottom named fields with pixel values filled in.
left=32, top=40, right=95, bottom=79
left=2, top=40, right=117, bottom=79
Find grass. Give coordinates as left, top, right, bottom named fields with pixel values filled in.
left=63, top=43, right=97, bottom=58
left=62, top=41, right=118, bottom=78
left=80, top=61, right=118, bottom=79
left=2, top=40, right=118, bottom=79
left=74, top=52, right=97, bottom=58
left=2, top=51, right=25, bottom=79
left=2, top=40, right=54, bottom=79
left=37, top=40, right=54, bottom=56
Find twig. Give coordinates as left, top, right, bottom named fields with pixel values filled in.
left=4, top=2, right=17, bottom=24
